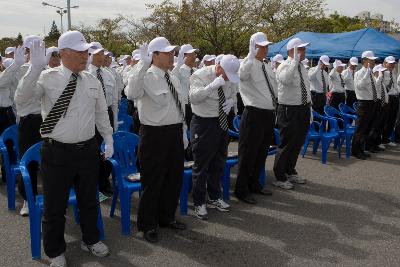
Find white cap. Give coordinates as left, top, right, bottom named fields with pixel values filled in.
left=349, top=57, right=358, bottom=66
left=272, top=54, right=284, bottom=63
left=2, top=58, right=13, bottom=68
left=319, top=55, right=330, bottom=66
left=131, top=49, right=139, bottom=57
left=203, top=54, right=216, bottom=62
left=384, top=56, right=396, bottom=64
left=118, top=59, right=125, bottom=65
left=180, top=44, right=198, bottom=54
left=250, top=32, right=273, bottom=47
left=58, top=31, right=93, bottom=51
left=219, top=54, right=240, bottom=84
left=373, top=64, right=387, bottom=73
left=333, top=59, right=346, bottom=68
left=361, top=51, right=378, bottom=60
left=148, top=37, right=176, bottom=53
left=23, top=35, right=42, bottom=48
left=104, top=50, right=113, bottom=57
left=286, top=37, right=309, bottom=51
left=111, top=57, right=119, bottom=67
left=215, top=54, right=224, bottom=64
left=46, top=46, right=59, bottom=55
left=89, top=42, right=104, bottom=54
left=5, top=47, right=15, bottom=55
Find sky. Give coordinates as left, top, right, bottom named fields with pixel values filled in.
left=0, top=0, right=399, bottom=38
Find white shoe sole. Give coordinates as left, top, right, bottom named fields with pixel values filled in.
left=81, top=243, right=109, bottom=257
left=272, top=182, right=294, bottom=190
left=207, top=203, right=230, bottom=212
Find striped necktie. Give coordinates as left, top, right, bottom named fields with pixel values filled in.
left=218, top=87, right=228, bottom=131
left=188, top=68, right=194, bottom=105
left=388, top=71, right=394, bottom=92
left=262, top=63, right=277, bottom=108
left=339, top=73, right=345, bottom=88
left=369, top=72, right=378, bottom=102
left=165, top=72, right=185, bottom=122
left=96, top=68, right=107, bottom=98
left=40, top=73, right=78, bottom=135
left=321, top=70, right=327, bottom=93
left=298, top=64, right=308, bottom=105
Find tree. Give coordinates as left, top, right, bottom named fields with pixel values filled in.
left=16, top=33, right=23, bottom=45
left=44, top=21, right=61, bottom=46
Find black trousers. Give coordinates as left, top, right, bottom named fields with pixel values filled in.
left=191, top=115, right=228, bottom=206
left=41, top=137, right=99, bottom=258
left=17, top=114, right=42, bottom=200
left=96, top=107, right=114, bottom=191
left=236, top=92, right=244, bottom=116
left=351, top=100, right=379, bottom=155
left=382, top=95, right=399, bottom=143
left=345, top=90, right=357, bottom=108
left=127, top=100, right=140, bottom=133
left=273, top=104, right=310, bottom=181
left=137, top=124, right=184, bottom=232
left=0, top=106, right=16, bottom=182
left=368, top=103, right=390, bottom=147
left=330, top=92, right=346, bottom=110
left=235, top=107, right=275, bottom=197
left=311, top=91, right=326, bottom=115
left=127, top=99, right=135, bottom=117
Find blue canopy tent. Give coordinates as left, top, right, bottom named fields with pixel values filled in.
left=267, top=28, right=400, bottom=61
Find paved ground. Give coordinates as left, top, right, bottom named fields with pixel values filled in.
left=1, top=142, right=400, bottom=267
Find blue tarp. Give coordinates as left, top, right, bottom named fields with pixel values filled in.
left=267, top=28, right=400, bottom=60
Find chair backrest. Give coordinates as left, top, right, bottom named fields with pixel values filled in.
left=324, top=105, right=341, bottom=118
left=0, top=124, right=19, bottom=162
left=105, top=131, right=139, bottom=177
left=119, top=98, right=128, bottom=115
left=339, top=103, right=356, bottom=114
left=353, top=102, right=359, bottom=111
left=117, top=114, right=133, bottom=132
left=233, top=115, right=241, bottom=132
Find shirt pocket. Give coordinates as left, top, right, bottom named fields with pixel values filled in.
left=87, top=87, right=99, bottom=99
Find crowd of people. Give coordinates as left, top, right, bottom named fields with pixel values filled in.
left=0, top=29, right=399, bottom=267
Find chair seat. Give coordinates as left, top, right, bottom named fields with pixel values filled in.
left=184, top=161, right=194, bottom=168
left=322, top=132, right=339, bottom=139
left=35, top=190, right=77, bottom=211
left=228, top=151, right=238, bottom=158
left=125, top=173, right=141, bottom=182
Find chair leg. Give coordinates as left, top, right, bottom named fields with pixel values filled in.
left=120, top=191, right=132, bottom=235
left=222, top=164, right=231, bottom=202
left=30, top=208, right=42, bottom=259
left=312, top=139, right=320, bottom=154
left=179, top=172, right=190, bottom=215
left=321, top=138, right=331, bottom=164
left=97, top=204, right=105, bottom=241
left=259, top=167, right=266, bottom=187
left=72, top=204, right=80, bottom=225
left=7, top=173, right=15, bottom=210
left=109, top=189, right=119, bottom=217
left=345, top=134, right=352, bottom=159
left=302, top=137, right=310, bottom=157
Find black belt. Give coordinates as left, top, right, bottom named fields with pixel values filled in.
left=20, top=113, right=42, bottom=120
left=44, top=136, right=95, bottom=150
left=0, top=106, right=12, bottom=111
left=245, top=106, right=275, bottom=113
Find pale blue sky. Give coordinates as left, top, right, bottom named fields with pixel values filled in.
left=0, top=0, right=399, bottom=38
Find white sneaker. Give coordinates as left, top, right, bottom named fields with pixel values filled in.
left=378, top=144, right=386, bottom=149
left=286, top=173, right=307, bottom=184
left=194, top=204, right=208, bottom=220
left=20, top=200, right=29, bottom=216
left=50, top=253, right=67, bottom=267
left=387, top=142, right=397, bottom=147
left=81, top=241, right=109, bottom=257
left=207, top=198, right=231, bottom=212
left=273, top=180, right=294, bottom=190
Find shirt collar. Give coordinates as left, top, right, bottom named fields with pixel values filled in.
left=148, top=65, right=168, bottom=77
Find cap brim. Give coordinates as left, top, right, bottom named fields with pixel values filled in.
left=385, top=60, right=396, bottom=64
left=321, top=60, right=330, bottom=66
left=132, top=55, right=141, bottom=60
left=91, top=48, right=104, bottom=54
left=276, top=60, right=284, bottom=63
left=298, top=42, right=310, bottom=48
left=225, top=71, right=240, bottom=84
left=350, top=62, right=358, bottom=66
left=366, top=56, right=378, bottom=60
left=184, top=48, right=198, bottom=54
left=67, top=43, right=93, bottom=52
left=158, top=45, right=177, bottom=53
left=256, top=41, right=273, bottom=46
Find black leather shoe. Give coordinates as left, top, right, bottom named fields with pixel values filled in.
left=160, top=220, right=186, bottom=230
left=143, top=229, right=158, bottom=243
left=361, top=151, right=371, bottom=157
left=352, top=153, right=366, bottom=160
left=100, top=185, right=114, bottom=195
left=257, top=188, right=273, bottom=196
left=235, top=193, right=257, bottom=204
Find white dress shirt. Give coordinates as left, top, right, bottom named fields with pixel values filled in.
left=342, top=68, right=356, bottom=91
left=128, top=63, right=184, bottom=126
left=0, top=61, right=19, bottom=107
left=189, top=65, right=236, bottom=117
left=16, top=65, right=113, bottom=144
left=383, top=70, right=399, bottom=96
left=276, top=57, right=311, bottom=105
left=239, top=57, right=277, bottom=110
left=329, top=69, right=346, bottom=93
left=308, top=66, right=328, bottom=93
left=14, top=63, right=41, bottom=116
left=354, top=67, right=382, bottom=100
left=172, top=64, right=196, bottom=105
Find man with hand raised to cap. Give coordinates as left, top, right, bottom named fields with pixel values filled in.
left=343, top=57, right=358, bottom=108
left=329, top=59, right=347, bottom=109
left=189, top=54, right=239, bottom=219
left=273, top=37, right=311, bottom=190
left=129, top=37, right=187, bottom=243
left=234, top=32, right=276, bottom=204
left=308, top=55, right=330, bottom=115
left=16, top=31, right=113, bottom=267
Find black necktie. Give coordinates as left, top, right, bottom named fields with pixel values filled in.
left=217, top=87, right=228, bottom=131
left=321, top=70, right=327, bottom=93
left=40, top=73, right=78, bottom=135
left=261, top=63, right=277, bottom=108
left=380, top=80, right=386, bottom=106
left=96, top=68, right=107, bottom=98
left=339, top=73, right=345, bottom=88
left=298, top=64, right=308, bottom=105
left=369, top=72, right=378, bottom=102
left=388, top=71, right=394, bottom=92
left=165, top=72, right=185, bottom=122
left=188, top=68, right=194, bottom=105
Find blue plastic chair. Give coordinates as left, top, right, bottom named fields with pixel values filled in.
left=20, top=141, right=104, bottom=259
left=117, top=114, right=133, bottom=132
left=103, top=131, right=141, bottom=235
left=339, top=103, right=356, bottom=115
left=302, top=111, right=341, bottom=164
left=179, top=165, right=193, bottom=215
left=353, top=101, right=359, bottom=111
left=118, top=98, right=128, bottom=115
left=233, top=115, right=241, bottom=132
left=0, top=124, right=20, bottom=210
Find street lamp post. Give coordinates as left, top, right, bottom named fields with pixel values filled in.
left=42, top=1, right=79, bottom=32
left=56, top=9, right=68, bottom=33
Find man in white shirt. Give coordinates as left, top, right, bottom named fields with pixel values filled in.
left=4, top=47, right=15, bottom=59
left=202, top=55, right=215, bottom=67
left=271, top=54, right=284, bottom=72
left=129, top=37, right=187, bottom=243
left=352, top=51, right=381, bottom=160
left=235, top=32, right=276, bottom=204
left=329, top=59, right=347, bottom=109
left=308, top=55, right=330, bottom=114
left=189, top=54, right=239, bottom=219
left=343, top=57, right=358, bottom=107
left=46, top=47, right=61, bottom=68
left=16, top=31, right=113, bottom=267
left=273, top=38, right=311, bottom=190
left=382, top=56, right=399, bottom=146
